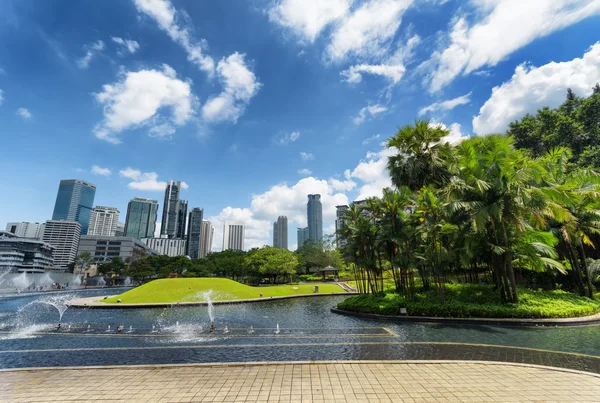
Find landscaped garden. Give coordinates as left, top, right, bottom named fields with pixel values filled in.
left=103, top=278, right=345, bottom=304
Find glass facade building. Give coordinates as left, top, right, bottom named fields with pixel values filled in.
left=124, top=198, right=159, bottom=240
left=186, top=207, right=204, bottom=258
left=161, top=181, right=188, bottom=239
left=51, top=180, right=96, bottom=235
left=307, top=194, right=323, bottom=244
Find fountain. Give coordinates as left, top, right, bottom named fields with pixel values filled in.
left=18, top=294, right=71, bottom=323
left=97, top=277, right=106, bottom=287
left=127, top=326, right=133, bottom=333
left=12, top=272, right=31, bottom=291
left=249, top=326, right=255, bottom=334
left=71, top=275, right=82, bottom=288
left=86, top=325, right=91, bottom=332
left=124, top=277, right=132, bottom=286
left=36, top=272, right=54, bottom=288
left=275, top=324, right=280, bottom=334
left=152, top=325, right=157, bottom=333
left=223, top=326, right=229, bottom=334
left=106, top=325, right=111, bottom=332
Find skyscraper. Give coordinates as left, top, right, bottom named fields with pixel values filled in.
left=161, top=180, right=187, bottom=239
left=223, top=222, right=244, bottom=251
left=297, top=227, right=309, bottom=249
left=307, top=194, right=323, bottom=244
left=51, top=179, right=96, bottom=235
left=186, top=207, right=204, bottom=259
left=124, top=198, right=158, bottom=240
left=42, top=220, right=81, bottom=269
left=88, top=206, right=120, bottom=236
left=5, top=222, right=46, bottom=239
left=335, top=205, right=349, bottom=248
left=200, top=221, right=214, bottom=258
left=273, top=216, right=288, bottom=249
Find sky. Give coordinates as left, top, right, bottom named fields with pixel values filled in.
left=1, top=0, right=600, bottom=251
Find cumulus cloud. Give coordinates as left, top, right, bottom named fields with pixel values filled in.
left=268, top=0, right=351, bottom=43
left=427, top=0, right=600, bottom=92
left=473, top=42, right=600, bottom=135
left=329, top=178, right=357, bottom=191
left=91, top=165, right=112, bottom=176
left=277, top=130, right=301, bottom=145
left=0, top=89, right=4, bottom=105
left=353, top=103, right=387, bottom=125
left=418, top=92, right=471, bottom=116
left=300, top=152, right=314, bottom=160
left=340, top=34, right=419, bottom=85
left=298, top=168, right=312, bottom=176
left=119, top=167, right=188, bottom=191
left=148, top=123, right=176, bottom=139
left=326, top=0, right=413, bottom=62
left=201, top=52, right=261, bottom=123
left=76, top=40, right=104, bottom=69
left=17, top=108, right=31, bottom=119
left=362, top=134, right=381, bottom=145
left=112, top=37, right=140, bottom=54
left=430, top=121, right=469, bottom=145
left=134, top=0, right=214, bottom=75
left=93, top=64, right=195, bottom=144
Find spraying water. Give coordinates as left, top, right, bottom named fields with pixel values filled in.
left=36, top=272, right=54, bottom=288
left=17, top=294, right=72, bottom=323
left=97, top=277, right=106, bottom=287
left=124, top=277, right=132, bottom=286
left=106, top=325, right=111, bottom=332
left=12, top=272, right=31, bottom=291
left=275, top=324, right=280, bottom=334
left=223, top=326, right=229, bottom=334
left=86, top=325, right=91, bottom=332
left=71, top=275, right=82, bottom=288
left=248, top=326, right=255, bottom=334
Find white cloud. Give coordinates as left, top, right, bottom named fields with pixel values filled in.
left=91, top=165, right=112, bottom=176
left=112, top=37, right=140, bottom=54
left=277, top=130, right=301, bottom=145
left=17, top=108, right=31, bottom=119
left=298, top=168, right=312, bottom=176
left=0, top=89, right=4, bottom=105
left=326, top=0, right=413, bottom=62
left=350, top=146, right=395, bottom=200
left=148, top=123, right=176, bottom=139
left=428, top=0, right=600, bottom=92
left=353, top=103, right=387, bottom=125
left=430, top=121, right=469, bottom=145
left=473, top=42, right=600, bottom=135
left=93, top=64, right=195, bottom=144
left=418, top=92, right=471, bottom=116
left=119, top=167, right=188, bottom=191
left=201, top=53, right=261, bottom=123
left=300, top=152, right=314, bottom=160
left=329, top=178, right=357, bottom=191
left=341, top=34, right=419, bottom=85
left=362, top=134, right=380, bottom=145
left=77, top=40, right=104, bottom=69
left=134, top=0, right=215, bottom=75
left=268, top=0, right=351, bottom=43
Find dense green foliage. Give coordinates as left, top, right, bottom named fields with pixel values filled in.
left=338, top=116, right=600, bottom=306
left=337, top=284, right=600, bottom=319
left=103, top=278, right=345, bottom=304
left=509, top=86, right=600, bottom=168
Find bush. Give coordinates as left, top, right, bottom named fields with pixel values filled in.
left=297, top=274, right=326, bottom=282
left=337, top=284, right=600, bottom=319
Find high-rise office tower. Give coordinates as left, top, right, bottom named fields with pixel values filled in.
left=273, top=216, right=288, bottom=249
left=5, top=222, right=46, bottom=239
left=186, top=207, right=203, bottom=258
left=115, top=222, right=125, bottom=237
left=42, top=220, right=81, bottom=269
left=297, top=227, right=309, bottom=249
left=335, top=205, right=349, bottom=248
left=223, top=222, right=244, bottom=251
left=199, top=221, right=214, bottom=258
left=51, top=179, right=96, bottom=235
left=124, top=198, right=158, bottom=240
left=307, top=194, right=323, bottom=244
left=161, top=180, right=187, bottom=239
left=88, top=206, right=120, bottom=236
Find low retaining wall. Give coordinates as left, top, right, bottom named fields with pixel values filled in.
left=330, top=307, right=600, bottom=327
left=69, top=292, right=355, bottom=309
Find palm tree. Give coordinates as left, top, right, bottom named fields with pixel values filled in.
left=387, top=119, right=454, bottom=191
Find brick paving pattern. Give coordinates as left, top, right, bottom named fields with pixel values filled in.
left=2, top=361, right=600, bottom=402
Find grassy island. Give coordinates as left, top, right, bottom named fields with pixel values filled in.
left=103, top=278, right=346, bottom=304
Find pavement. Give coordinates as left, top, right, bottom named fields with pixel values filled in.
left=2, top=361, right=600, bottom=402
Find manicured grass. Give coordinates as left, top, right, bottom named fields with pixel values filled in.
left=347, top=279, right=397, bottom=292
left=337, top=284, right=600, bottom=319
left=103, top=278, right=345, bottom=304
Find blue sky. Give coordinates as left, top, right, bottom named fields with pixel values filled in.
left=1, top=0, right=600, bottom=250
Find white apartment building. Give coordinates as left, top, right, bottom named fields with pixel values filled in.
left=223, top=222, right=244, bottom=251
left=199, top=221, right=214, bottom=258
left=141, top=237, right=187, bottom=257
left=88, top=206, right=120, bottom=236
left=42, top=220, right=81, bottom=269
left=5, top=222, right=46, bottom=239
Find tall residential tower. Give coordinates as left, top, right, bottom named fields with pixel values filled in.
left=51, top=179, right=96, bottom=235
left=161, top=180, right=187, bottom=239
left=223, top=222, right=244, bottom=251
left=307, top=194, right=323, bottom=244
left=124, top=198, right=158, bottom=240
left=88, top=206, right=120, bottom=236
left=273, top=216, right=288, bottom=249
left=199, top=221, right=214, bottom=258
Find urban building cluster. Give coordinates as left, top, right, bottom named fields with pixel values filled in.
left=2, top=181, right=330, bottom=274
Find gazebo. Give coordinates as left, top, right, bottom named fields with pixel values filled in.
left=318, top=266, right=340, bottom=281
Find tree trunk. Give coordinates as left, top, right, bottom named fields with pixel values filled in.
left=567, top=244, right=586, bottom=296
left=500, top=221, right=519, bottom=303
left=578, top=243, right=594, bottom=299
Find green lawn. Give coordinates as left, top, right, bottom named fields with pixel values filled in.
left=103, top=278, right=345, bottom=304
left=337, top=284, right=600, bottom=319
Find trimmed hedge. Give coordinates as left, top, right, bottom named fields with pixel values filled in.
left=337, top=284, right=600, bottom=319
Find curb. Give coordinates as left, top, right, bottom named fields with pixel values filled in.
left=330, top=307, right=600, bottom=327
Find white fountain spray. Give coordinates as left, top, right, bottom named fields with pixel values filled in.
left=249, top=326, right=255, bottom=334
left=275, top=324, right=280, bottom=334
left=106, top=325, right=111, bottom=332
left=12, top=272, right=31, bottom=292
left=223, top=326, right=229, bottom=334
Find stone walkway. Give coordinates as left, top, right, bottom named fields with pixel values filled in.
left=2, top=361, right=600, bottom=402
